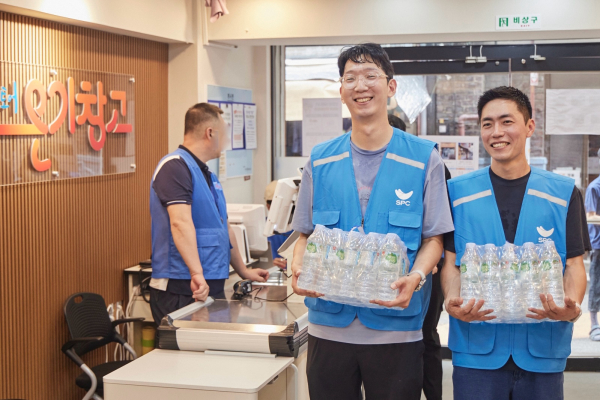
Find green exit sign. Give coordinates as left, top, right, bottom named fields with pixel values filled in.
left=496, top=15, right=542, bottom=30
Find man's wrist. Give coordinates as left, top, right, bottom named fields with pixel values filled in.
left=407, top=270, right=425, bottom=290
left=569, top=302, right=582, bottom=323
left=190, top=270, right=204, bottom=278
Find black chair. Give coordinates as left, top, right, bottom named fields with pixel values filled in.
left=62, top=292, right=143, bottom=400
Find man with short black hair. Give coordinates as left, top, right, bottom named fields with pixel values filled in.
left=442, top=86, right=590, bottom=400
left=291, top=43, right=453, bottom=400
left=149, top=103, right=268, bottom=326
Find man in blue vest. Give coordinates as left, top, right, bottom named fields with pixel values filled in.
left=290, top=43, right=454, bottom=400
left=149, top=103, right=268, bottom=326
left=442, top=86, right=590, bottom=400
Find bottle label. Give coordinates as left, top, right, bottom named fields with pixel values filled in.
left=385, top=252, right=398, bottom=264
left=306, top=242, right=317, bottom=253
left=460, top=263, right=467, bottom=273
left=336, top=249, right=345, bottom=260
left=542, top=260, right=552, bottom=271
left=481, top=262, right=490, bottom=273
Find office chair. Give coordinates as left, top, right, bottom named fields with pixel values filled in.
left=62, top=292, right=143, bottom=400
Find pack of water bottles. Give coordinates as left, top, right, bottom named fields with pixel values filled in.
left=297, top=225, right=410, bottom=309
left=460, top=241, right=565, bottom=323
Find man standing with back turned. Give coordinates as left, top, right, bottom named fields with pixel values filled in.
left=442, top=86, right=589, bottom=400
left=291, top=43, right=453, bottom=400
left=149, top=103, right=268, bottom=327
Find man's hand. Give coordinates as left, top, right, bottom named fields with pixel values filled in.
left=291, top=268, right=323, bottom=298
left=273, top=258, right=287, bottom=270
left=242, top=268, right=269, bottom=283
left=527, top=294, right=580, bottom=321
left=370, top=273, right=421, bottom=308
left=191, top=273, right=209, bottom=301
left=445, top=297, right=496, bottom=322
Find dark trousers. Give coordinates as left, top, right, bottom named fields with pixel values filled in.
left=306, top=335, right=425, bottom=400
left=589, top=250, right=600, bottom=313
left=453, top=366, right=564, bottom=400
left=149, top=278, right=226, bottom=327
left=422, top=265, right=444, bottom=400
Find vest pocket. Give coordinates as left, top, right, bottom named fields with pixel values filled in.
left=305, top=297, right=344, bottom=314
left=388, top=211, right=421, bottom=251
left=527, top=321, right=572, bottom=359
left=197, top=234, right=222, bottom=265
left=448, top=318, right=496, bottom=354
left=312, top=210, right=340, bottom=229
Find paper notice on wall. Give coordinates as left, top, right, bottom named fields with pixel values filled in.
left=232, top=103, right=245, bottom=149
left=219, top=103, right=233, bottom=150
left=244, top=104, right=257, bottom=149
left=226, top=149, right=253, bottom=178
left=302, top=98, right=343, bottom=156
left=546, top=89, right=600, bottom=135
left=218, top=151, right=227, bottom=181
left=426, top=135, right=479, bottom=178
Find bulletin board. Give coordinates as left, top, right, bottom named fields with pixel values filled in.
left=207, top=85, right=256, bottom=179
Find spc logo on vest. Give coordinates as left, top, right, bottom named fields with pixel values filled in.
left=395, top=189, right=413, bottom=206
left=537, top=226, right=554, bottom=243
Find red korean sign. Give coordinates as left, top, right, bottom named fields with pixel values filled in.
left=0, top=61, right=135, bottom=185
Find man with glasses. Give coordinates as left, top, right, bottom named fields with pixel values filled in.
left=291, top=43, right=454, bottom=400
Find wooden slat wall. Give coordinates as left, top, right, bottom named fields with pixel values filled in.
left=0, top=12, right=168, bottom=399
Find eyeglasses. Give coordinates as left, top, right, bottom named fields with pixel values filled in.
left=339, top=72, right=390, bottom=89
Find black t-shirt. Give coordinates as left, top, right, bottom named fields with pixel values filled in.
left=152, top=145, right=213, bottom=207
left=443, top=168, right=591, bottom=371
left=444, top=168, right=591, bottom=259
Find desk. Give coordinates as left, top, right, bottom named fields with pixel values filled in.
left=119, top=265, right=310, bottom=400
left=104, top=349, right=298, bottom=400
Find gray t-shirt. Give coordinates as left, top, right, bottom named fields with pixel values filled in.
left=292, top=139, right=454, bottom=345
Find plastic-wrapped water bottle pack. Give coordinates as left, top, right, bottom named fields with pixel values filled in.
left=297, top=225, right=410, bottom=309
left=460, top=241, right=566, bottom=324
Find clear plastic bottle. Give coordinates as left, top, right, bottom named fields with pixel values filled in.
left=297, top=225, right=328, bottom=291
left=331, top=230, right=362, bottom=299
left=520, top=242, right=544, bottom=317
left=354, top=232, right=381, bottom=303
left=375, top=233, right=404, bottom=302
left=460, top=243, right=482, bottom=303
left=500, top=243, right=525, bottom=323
left=541, top=240, right=565, bottom=307
left=480, top=244, right=503, bottom=321
left=315, top=228, right=344, bottom=295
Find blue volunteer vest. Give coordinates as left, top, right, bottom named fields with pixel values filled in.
left=150, top=148, right=230, bottom=280
left=307, top=128, right=436, bottom=331
left=448, top=166, right=574, bottom=373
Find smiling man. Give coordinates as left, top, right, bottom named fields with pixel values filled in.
left=290, top=43, right=453, bottom=400
left=441, top=86, right=590, bottom=400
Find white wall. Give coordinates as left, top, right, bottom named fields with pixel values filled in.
left=0, top=0, right=193, bottom=43
left=169, top=0, right=271, bottom=205
left=207, top=0, right=600, bottom=45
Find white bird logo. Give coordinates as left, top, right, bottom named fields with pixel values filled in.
left=395, top=189, right=413, bottom=201
left=537, top=226, right=554, bottom=237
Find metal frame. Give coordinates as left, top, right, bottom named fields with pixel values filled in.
left=387, top=43, right=600, bottom=75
